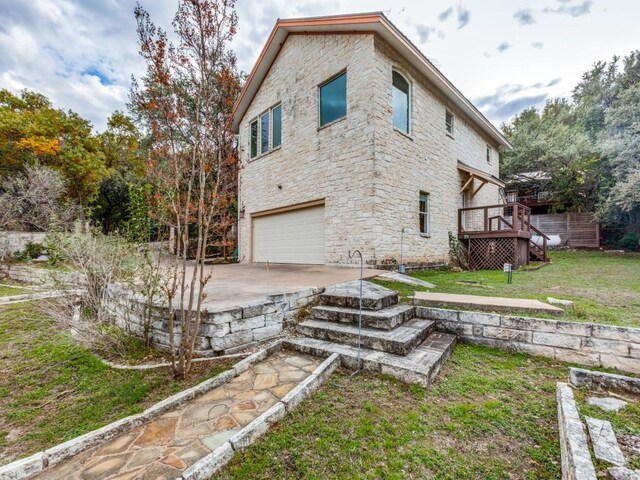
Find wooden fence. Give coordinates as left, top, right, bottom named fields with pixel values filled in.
left=529, top=212, right=599, bottom=248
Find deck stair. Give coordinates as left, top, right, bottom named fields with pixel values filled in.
left=295, top=280, right=456, bottom=387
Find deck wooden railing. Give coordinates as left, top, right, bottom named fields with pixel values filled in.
left=458, top=203, right=532, bottom=237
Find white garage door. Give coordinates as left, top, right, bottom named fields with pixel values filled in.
left=253, top=205, right=325, bottom=264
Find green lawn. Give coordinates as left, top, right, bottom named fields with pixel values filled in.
left=0, top=301, right=233, bottom=465
left=218, top=344, right=569, bottom=480
left=373, top=251, right=640, bottom=327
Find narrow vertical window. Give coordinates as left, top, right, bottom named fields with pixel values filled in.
left=250, top=120, right=258, bottom=159
left=419, top=192, right=430, bottom=235
left=319, top=71, right=347, bottom=126
left=445, top=110, right=454, bottom=137
left=392, top=71, right=410, bottom=133
left=272, top=104, right=281, bottom=148
left=260, top=112, right=269, bottom=154
left=486, top=145, right=491, bottom=163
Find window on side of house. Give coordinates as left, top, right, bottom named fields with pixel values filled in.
left=250, top=120, right=258, bottom=159
left=272, top=103, right=282, bottom=149
left=392, top=71, right=410, bottom=134
left=249, top=103, right=282, bottom=160
left=319, top=71, right=347, bottom=127
left=419, top=192, right=431, bottom=236
left=445, top=110, right=454, bottom=137
left=260, top=112, right=269, bottom=154
left=486, top=144, right=491, bottom=164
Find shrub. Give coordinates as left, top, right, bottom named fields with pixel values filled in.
left=19, top=241, right=46, bottom=260
left=618, top=232, right=639, bottom=251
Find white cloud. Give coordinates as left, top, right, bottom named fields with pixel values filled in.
left=0, top=0, right=637, bottom=131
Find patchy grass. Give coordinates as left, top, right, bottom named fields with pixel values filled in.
left=0, top=285, right=29, bottom=297
left=373, top=251, right=640, bottom=327
left=0, top=301, right=233, bottom=465
left=217, top=344, right=568, bottom=480
left=574, top=389, right=640, bottom=470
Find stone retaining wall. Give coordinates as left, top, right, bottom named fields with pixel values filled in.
left=0, top=231, right=47, bottom=256
left=0, top=264, right=321, bottom=355
left=569, top=368, right=640, bottom=395
left=106, top=284, right=322, bottom=355
left=418, top=306, right=640, bottom=374
left=0, top=264, right=83, bottom=287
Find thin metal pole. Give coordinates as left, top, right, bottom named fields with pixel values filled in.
left=348, top=249, right=363, bottom=375
left=400, top=228, right=404, bottom=272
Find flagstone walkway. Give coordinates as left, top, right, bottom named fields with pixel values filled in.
left=33, top=350, right=323, bottom=480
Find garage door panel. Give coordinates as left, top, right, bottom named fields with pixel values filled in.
left=253, top=205, right=325, bottom=264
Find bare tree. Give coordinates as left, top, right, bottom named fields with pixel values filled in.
left=0, top=164, right=79, bottom=232
left=130, top=0, right=240, bottom=378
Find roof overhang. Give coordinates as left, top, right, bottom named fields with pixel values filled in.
left=458, top=160, right=506, bottom=192
left=231, top=12, right=512, bottom=149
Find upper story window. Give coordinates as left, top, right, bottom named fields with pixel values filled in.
left=445, top=110, right=454, bottom=137
left=486, top=144, right=491, bottom=164
left=419, top=192, right=431, bottom=236
left=392, top=71, right=410, bottom=134
left=260, top=112, right=269, bottom=154
left=250, top=120, right=258, bottom=159
left=249, top=102, right=282, bottom=160
left=319, top=71, right=347, bottom=127
left=272, top=104, right=282, bottom=148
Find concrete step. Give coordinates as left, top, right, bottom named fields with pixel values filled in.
left=284, top=332, right=457, bottom=388
left=296, top=318, right=434, bottom=356
left=311, top=304, right=415, bottom=331
left=320, top=280, right=399, bottom=311
left=413, top=291, right=564, bottom=315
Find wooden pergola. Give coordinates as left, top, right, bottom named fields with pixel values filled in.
left=457, top=160, right=506, bottom=199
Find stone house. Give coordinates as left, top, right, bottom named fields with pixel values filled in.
left=232, top=12, right=513, bottom=268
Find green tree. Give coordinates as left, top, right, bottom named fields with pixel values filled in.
left=501, top=100, right=599, bottom=212
left=573, top=50, right=640, bottom=229
left=598, top=83, right=640, bottom=229
left=92, top=112, right=147, bottom=232
left=0, top=89, right=107, bottom=213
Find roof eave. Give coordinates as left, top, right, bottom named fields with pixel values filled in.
left=231, top=13, right=512, bottom=149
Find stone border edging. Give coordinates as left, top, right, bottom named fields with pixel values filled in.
left=557, top=382, right=597, bottom=480
left=177, top=352, right=341, bottom=480
left=0, top=341, right=284, bottom=480
left=0, top=289, right=84, bottom=306
left=419, top=306, right=640, bottom=374
left=98, top=352, right=249, bottom=371
left=569, top=368, right=640, bottom=395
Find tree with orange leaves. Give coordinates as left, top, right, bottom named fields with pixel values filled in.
left=0, top=89, right=107, bottom=213
left=130, top=0, right=241, bottom=378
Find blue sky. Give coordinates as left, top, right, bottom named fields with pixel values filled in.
left=0, top=0, right=637, bottom=131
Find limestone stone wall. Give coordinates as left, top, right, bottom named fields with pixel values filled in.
left=237, top=34, right=378, bottom=265
left=369, top=37, right=501, bottom=265
left=0, top=263, right=83, bottom=286
left=106, top=284, right=322, bottom=355
left=237, top=32, right=503, bottom=266
left=0, top=264, right=320, bottom=355
left=0, top=231, right=47, bottom=256
left=420, top=306, right=640, bottom=374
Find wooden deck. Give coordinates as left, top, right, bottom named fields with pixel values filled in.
left=458, top=203, right=549, bottom=269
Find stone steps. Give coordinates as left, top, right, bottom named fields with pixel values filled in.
left=296, top=318, right=434, bottom=356
left=310, top=304, right=415, bottom=331
left=284, top=332, right=457, bottom=387
left=320, top=280, right=399, bottom=311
